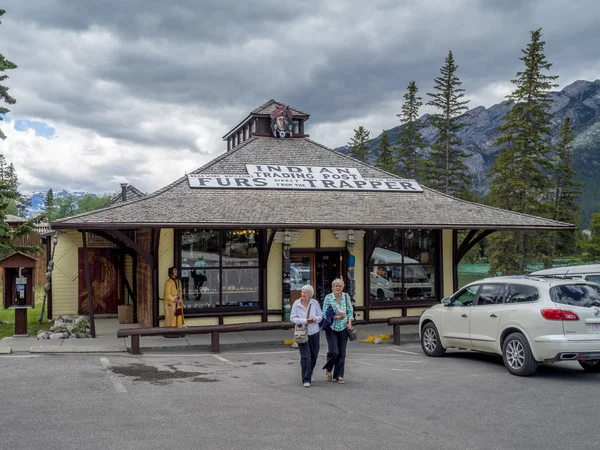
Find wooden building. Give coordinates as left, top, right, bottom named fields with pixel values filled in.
left=47, top=100, right=575, bottom=327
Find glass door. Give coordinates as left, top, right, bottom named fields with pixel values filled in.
left=290, top=253, right=315, bottom=306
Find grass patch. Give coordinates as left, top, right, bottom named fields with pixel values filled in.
left=0, top=288, right=49, bottom=339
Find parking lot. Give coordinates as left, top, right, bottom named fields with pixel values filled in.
left=1, top=343, right=598, bottom=450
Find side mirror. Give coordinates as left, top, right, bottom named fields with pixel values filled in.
left=442, top=297, right=452, bottom=306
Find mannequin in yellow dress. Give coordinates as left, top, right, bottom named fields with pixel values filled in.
left=164, top=266, right=184, bottom=327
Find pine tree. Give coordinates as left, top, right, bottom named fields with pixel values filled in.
left=0, top=9, right=17, bottom=140
left=548, top=116, right=581, bottom=260
left=396, top=81, right=427, bottom=178
left=44, top=189, right=55, bottom=218
left=425, top=51, right=471, bottom=196
left=581, top=213, right=600, bottom=262
left=487, top=28, right=559, bottom=275
left=0, top=156, right=39, bottom=256
left=374, top=131, right=395, bottom=173
left=348, top=126, right=371, bottom=163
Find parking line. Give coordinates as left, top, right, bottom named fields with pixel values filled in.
left=389, top=348, right=421, bottom=356
left=0, top=355, right=39, bottom=358
left=211, top=354, right=235, bottom=365
left=100, top=357, right=128, bottom=393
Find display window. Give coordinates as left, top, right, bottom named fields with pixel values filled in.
left=179, top=229, right=260, bottom=311
left=369, top=229, right=439, bottom=303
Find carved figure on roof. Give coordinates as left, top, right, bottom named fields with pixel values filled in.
left=270, top=104, right=294, bottom=138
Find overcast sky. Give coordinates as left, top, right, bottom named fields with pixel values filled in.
left=1, top=0, right=599, bottom=195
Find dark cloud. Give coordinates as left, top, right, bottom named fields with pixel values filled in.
left=1, top=0, right=599, bottom=193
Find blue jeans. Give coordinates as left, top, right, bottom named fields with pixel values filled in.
left=323, top=328, right=348, bottom=379
left=299, top=333, right=320, bottom=384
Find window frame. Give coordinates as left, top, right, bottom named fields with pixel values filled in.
left=473, top=284, right=506, bottom=306
left=368, top=229, right=441, bottom=306
left=451, top=284, right=481, bottom=307
left=176, top=229, right=263, bottom=314
left=504, top=284, right=541, bottom=304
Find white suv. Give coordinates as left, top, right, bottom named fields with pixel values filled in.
left=419, top=276, right=600, bottom=376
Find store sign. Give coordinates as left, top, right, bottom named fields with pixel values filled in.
left=187, top=165, right=423, bottom=192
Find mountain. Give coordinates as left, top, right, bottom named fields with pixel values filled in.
left=335, top=79, right=600, bottom=227
left=26, top=190, right=97, bottom=216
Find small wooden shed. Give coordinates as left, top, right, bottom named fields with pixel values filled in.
left=0, top=252, right=38, bottom=309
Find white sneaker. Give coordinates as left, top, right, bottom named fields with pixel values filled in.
left=311, top=375, right=315, bottom=382
left=303, top=382, right=310, bottom=387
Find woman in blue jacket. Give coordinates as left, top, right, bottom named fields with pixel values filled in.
left=321, top=278, right=353, bottom=384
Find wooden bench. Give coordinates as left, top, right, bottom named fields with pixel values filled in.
left=387, top=317, right=420, bottom=345
left=117, top=321, right=294, bottom=354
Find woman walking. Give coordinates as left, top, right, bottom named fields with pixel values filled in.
left=290, top=285, right=322, bottom=387
left=321, top=278, right=353, bottom=384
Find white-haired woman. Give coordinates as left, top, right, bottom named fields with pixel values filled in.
left=321, top=278, right=353, bottom=384
left=290, top=284, right=322, bottom=387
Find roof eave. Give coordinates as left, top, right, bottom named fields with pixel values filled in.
left=50, top=222, right=577, bottom=231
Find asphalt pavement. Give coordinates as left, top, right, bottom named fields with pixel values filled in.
left=1, top=340, right=598, bottom=450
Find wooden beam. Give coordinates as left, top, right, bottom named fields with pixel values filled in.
left=152, top=229, right=161, bottom=328
left=455, top=230, right=496, bottom=264
left=88, top=230, right=136, bottom=257
left=105, top=229, right=154, bottom=266
left=82, top=232, right=96, bottom=338
left=455, top=229, right=478, bottom=263
left=116, top=252, right=136, bottom=307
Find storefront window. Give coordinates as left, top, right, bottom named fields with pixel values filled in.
left=369, top=229, right=438, bottom=303
left=179, top=229, right=260, bottom=311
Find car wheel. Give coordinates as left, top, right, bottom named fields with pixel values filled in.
left=579, top=360, right=600, bottom=373
left=502, top=332, right=538, bottom=376
left=421, top=323, right=446, bottom=357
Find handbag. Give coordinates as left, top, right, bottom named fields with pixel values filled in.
left=294, top=303, right=312, bottom=344
left=344, top=294, right=357, bottom=341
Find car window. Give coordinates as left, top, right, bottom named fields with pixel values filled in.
left=452, top=285, right=479, bottom=306
left=475, top=284, right=505, bottom=306
left=584, top=275, right=600, bottom=285
left=505, top=284, right=539, bottom=303
left=550, top=284, right=600, bottom=308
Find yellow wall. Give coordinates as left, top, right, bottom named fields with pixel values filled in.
left=267, top=240, right=283, bottom=310
left=320, top=229, right=346, bottom=248
left=157, top=229, right=174, bottom=316
left=51, top=230, right=83, bottom=316
left=292, top=230, right=315, bottom=248
left=442, top=229, right=454, bottom=297
left=51, top=230, right=119, bottom=317
left=223, top=315, right=262, bottom=324
left=369, top=309, right=404, bottom=320
left=407, top=307, right=428, bottom=317
left=175, top=317, right=218, bottom=327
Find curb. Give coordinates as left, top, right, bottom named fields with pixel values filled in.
left=0, top=347, right=12, bottom=354
left=30, top=345, right=128, bottom=353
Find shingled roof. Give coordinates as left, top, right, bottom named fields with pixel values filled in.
left=103, top=184, right=146, bottom=208
left=251, top=99, right=309, bottom=117
left=51, top=136, right=575, bottom=231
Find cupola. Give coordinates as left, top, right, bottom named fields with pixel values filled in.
left=222, top=99, right=310, bottom=151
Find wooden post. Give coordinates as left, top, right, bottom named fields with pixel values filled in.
left=13, top=308, right=28, bottom=336
left=211, top=331, right=220, bottom=353
left=393, top=324, right=401, bottom=345
left=130, top=335, right=140, bottom=354
left=82, top=232, right=96, bottom=338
